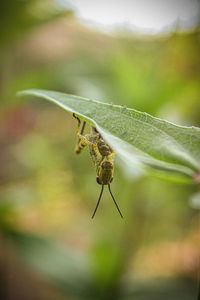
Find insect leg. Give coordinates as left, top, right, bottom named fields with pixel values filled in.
left=73, top=113, right=86, bottom=136
left=92, top=185, right=104, bottom=218
left=92, top=142, right=102, bottom=163
left=90, top=129, right=102, bottom=162
left=108, top=184, right=123, bottom=218
left=80, top=121, right=86, bottom=135
left=91, top=126, right=100, bottom=135
left=73, top=113, right=89, bottom=154
left=108, top=152, right=117, bottom=160
left=73, top=113, right=81, bottom=128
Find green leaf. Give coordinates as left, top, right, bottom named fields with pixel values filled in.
left=17, top=89, right=200, bottom=183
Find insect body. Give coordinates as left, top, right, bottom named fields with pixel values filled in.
left=73, top=113, right=123, bottom=218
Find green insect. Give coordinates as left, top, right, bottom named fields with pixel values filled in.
left=73, top=113, right=123, bottom=218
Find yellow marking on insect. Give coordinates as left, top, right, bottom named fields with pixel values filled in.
left=73, top=113, right=123, bottom=218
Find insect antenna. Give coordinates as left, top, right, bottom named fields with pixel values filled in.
left=108, top=184, right=123, bottom=218
left=92, top=185, right=104, bottom=218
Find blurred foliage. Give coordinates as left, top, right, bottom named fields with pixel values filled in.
left=0, top=1, right=200, bottom=299
left=0, top=0, right=72, bottom=47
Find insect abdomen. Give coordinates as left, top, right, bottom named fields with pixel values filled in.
left=98, top=160, right=113, bottom=185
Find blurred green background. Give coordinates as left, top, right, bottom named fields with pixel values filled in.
left=0, top=1, right=200, bottom=299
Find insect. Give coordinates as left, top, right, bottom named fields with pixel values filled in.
left=73, top=113, right=123, bottom=218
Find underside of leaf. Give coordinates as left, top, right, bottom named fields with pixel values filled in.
left=17, top=89, right=200, bottom=183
